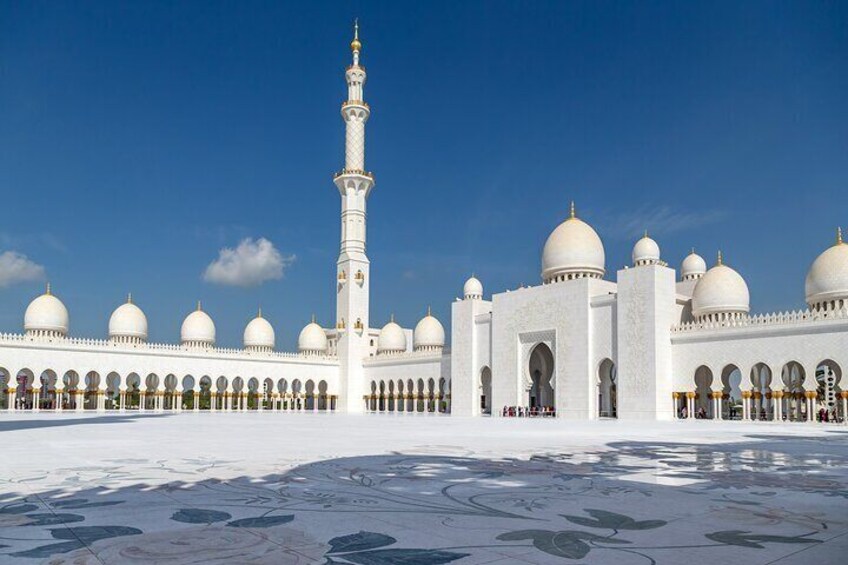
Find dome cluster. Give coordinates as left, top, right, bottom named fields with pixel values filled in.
left=376, top=309, right=445, bottom=355
left=20, top=287, right=330, bottom=355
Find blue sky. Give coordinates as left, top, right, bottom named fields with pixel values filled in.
left=1, top=1, right=846, bottom=349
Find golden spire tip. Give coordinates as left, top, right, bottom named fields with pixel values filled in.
left=427, top=305, right=431, bottom=316
left=196, top=300, right=202, bottom=311
left=837, top=226, right=843, bottom=245
left=46, top=282, right=51, bottom=295
left=390, top=313, right=394, bottom=323
left=258, top=306, right=262, bottom=318
left=717, top=250, right=723, bottom=266
left=569, top=201, right=576, bottom=219
left=127, top=292, right=132, bottom=304
left=311, top=313, right=316, bottom=324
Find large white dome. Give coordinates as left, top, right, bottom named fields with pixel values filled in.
left=541, top=204, right=605, bottom=283
left=24, top=285, right=69, bottom=336
left=632, top=233, right=660, bottom=266
left=681, top=249, right=707, bottom=281
left=413, top=308, right=445, bottom=351
left=298, top=318, right=328, bottom=354
left=463, top=275, right=483, bottom=300
left=181, top=303, right=216, bottom=346
left=109, top=295, right=148, bottom=342
left=691, top=254, right=750, bottom=320
left=378, top=317, right=407, bottom=354
left=805, top=229, right=848, bottom=309
left=244, top=311, right=275, bottom=350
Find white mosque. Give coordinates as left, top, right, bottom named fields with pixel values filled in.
left=1, top=25, right=847, bottom=423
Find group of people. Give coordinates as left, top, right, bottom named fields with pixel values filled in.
left=502, top=405, right=556, bottom=417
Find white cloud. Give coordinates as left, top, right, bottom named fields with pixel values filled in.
left=601, top=206, right=728, bottom=240
left=0, top=251, right=46, bottom=287
left=203, top=238, right=294, bottom=287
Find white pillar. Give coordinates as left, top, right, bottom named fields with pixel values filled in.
left=32, top=388, right=41, bottom=412
left=55, top=388, right=64, bottom=412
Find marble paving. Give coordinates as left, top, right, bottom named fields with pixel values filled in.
left=1, top=413, right=846, bottom=564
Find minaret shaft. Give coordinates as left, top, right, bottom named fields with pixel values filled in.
left=334, top=21, right=374, bottom=413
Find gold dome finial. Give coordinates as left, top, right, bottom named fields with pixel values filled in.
left=127, top=292, right=133, bottom=304
left=643, top=229, right=649, bottom=239
left=427, top=305, right=432, bottom=316
left=350, top=18, right=361, bottom=52
left=690, top=247, right=695, bottom=254
left=196, top=300, right=202, bottom=312
left=46, top=282, right=51, bottom=295
left=311, top=313, right=316, bottom=324
left=257, top=306, right=262, bottom=318
left=569, top=201, right=576, bottom=219
left=717, top=250, right=723, bottom=266
left=837, top=226, right=843, bottom=246
left=390, top=313, right=395, bottom=323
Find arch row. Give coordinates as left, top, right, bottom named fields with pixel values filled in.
left=674, top=359, right=846, bottom=423
left=365, top=377, right=450, bottom=414
left=0, top=368, right=336, bottom=413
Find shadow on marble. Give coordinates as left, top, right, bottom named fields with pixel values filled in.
left=0, top=413, right=172, bottom=433
left=1, top=433, right=846, bottom=564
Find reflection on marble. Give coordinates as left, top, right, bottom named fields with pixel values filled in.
left=0, top=414, right=846, bottom=563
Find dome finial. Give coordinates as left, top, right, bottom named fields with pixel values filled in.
left=257, top=306, right=262, bottom=318
left=196, top=300, right=202, bottom=312
left=350, top=18, right=362, bottom=53
left=127, top=292, right=133, bottom=304
left=837, top=226, right=843, bottom=246
left=311, top=313, right=316, bottom=323
left=717, top=250, right=723, bottom=266
left=45, top=282, right=51, bottom=295
left=390, top=313, right=395, bottom=323
left=427, top=305, right=432, bottom=316
left=691, top=247, right=695, bottom=254
left=643, top=229, right=649, bottom=238
left=569, top=201, right=576, bottom=219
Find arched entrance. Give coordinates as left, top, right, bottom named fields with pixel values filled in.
left=527, top=343, right=554, bottom=411
left=816, top=360, right=842, bottom=422
left=480, top=367, right=492, bottom=415
left=598, top=359, right=617, bottom=418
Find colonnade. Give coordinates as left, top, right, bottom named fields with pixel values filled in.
left=673, top=389, right=848, bottom=423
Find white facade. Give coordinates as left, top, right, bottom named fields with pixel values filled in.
left=2, top=26, right=846, bottom=423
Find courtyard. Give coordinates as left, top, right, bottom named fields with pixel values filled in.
left=0, top=413, right=846, bottom=564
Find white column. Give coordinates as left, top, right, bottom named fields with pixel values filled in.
left=842, top=396, right=847, bottom=425
left=55, top=388, right=64, bottom=412
left=32, top=388, right=40, bottom=412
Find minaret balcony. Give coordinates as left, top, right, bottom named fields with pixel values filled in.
left=342, top=100, right=369, bottom=110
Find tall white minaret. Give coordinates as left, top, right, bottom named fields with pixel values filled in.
left=334, top=19, right=374, bottom=412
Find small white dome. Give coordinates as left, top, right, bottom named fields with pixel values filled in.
left=463, top=275, right=483, bottom=299
left=805, top=229, right=848, bottom=309
left=541, top=203, right=605, bottom=283
left=181, top=303, right=215, bottom=346
left=109, top=295, right=148, bottom=341
left=413, top=308, right=445, bottom=351
left=681, top=250, right=707, bottom=281
left=244, top=311, right=275, bottom=350
left=24, top=285, right=69, bottom=336
left=298, top=318, right=328, bottom=353
left=691, top=253, right=750, bottom=320
left=632, top=233, right=661, bottom=266
left=378, top=317, right=407, bottom=354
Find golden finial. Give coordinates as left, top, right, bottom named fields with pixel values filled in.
left=717, top=250, right=723, bottom=266
left=643, top=229, right=649, bottom=239
left=45, top=282, right=51, bottom=295
left=390, top=313, right=395, bottom=323
left=127, top=292, right=133, bottom=304
left=196, top=300, right=202, bottom=311
left=569, top=201, right=576, bottom=219
left=690, top=247, right=695, bottom=255
left=257, top=307, right=262, bottom=318
left=311, top=313, right=316, bottom=324
left=427, top=305, right=432, bottom=316
left=350, top=18, right=361, bottom=52
left=837, top=227, right=843, bottom=246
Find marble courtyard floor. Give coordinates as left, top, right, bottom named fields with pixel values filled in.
left=0, top=413, right=846, bottom=564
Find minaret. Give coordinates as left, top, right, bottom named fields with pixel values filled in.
left=334, top=19, right=374, bottom=412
